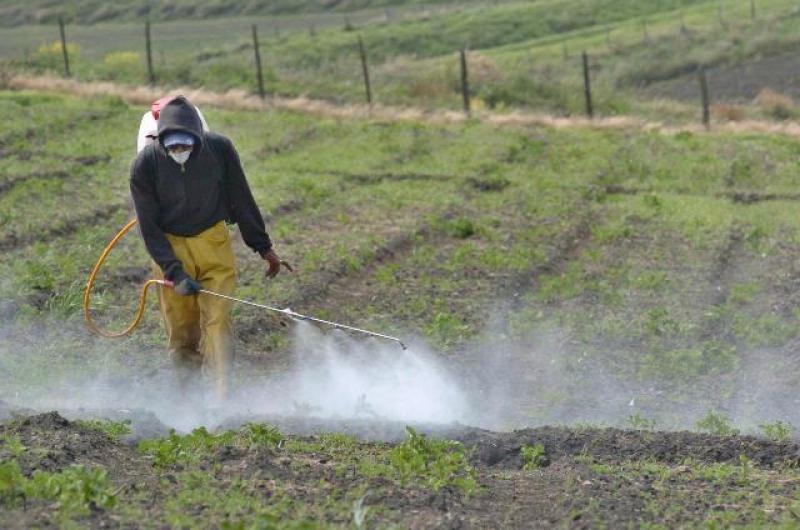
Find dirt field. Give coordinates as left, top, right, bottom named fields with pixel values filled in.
left=3, top=404, right=800, bottom=529
left=647, top=46, right=800, bottom=102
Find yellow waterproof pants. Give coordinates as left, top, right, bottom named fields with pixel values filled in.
left=151, top=221, right=236, bottom=400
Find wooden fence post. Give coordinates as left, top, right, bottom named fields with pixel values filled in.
left=698, top=68, right=710, bottom=129
left=750, top=0, right=756, bottom=20
left=252, top=25, right=265, bottom=99
left=58, top=17, right=71, bottom=77
left=582, top=51, right=593, bottom=119
left=145, top=19, right=155, bottom=86
left=459, top=47, right=471, bottom=116
left=357, top=35, right=372, bottom=107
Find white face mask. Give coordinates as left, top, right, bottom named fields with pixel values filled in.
left=169, top=150, right=191, bottom=165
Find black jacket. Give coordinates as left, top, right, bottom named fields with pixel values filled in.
left=130, top=96, right=272, bottom=283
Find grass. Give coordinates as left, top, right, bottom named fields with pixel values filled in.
left=4, top=0, right=800, bottom=118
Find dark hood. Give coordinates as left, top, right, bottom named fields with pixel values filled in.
left=157, top=96, right=204, bottom=148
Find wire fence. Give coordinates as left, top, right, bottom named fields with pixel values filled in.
left=22, top=1, right=791, bottom=128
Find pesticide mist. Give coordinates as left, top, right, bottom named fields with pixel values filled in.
left=0, top=319, right=471, bottom=432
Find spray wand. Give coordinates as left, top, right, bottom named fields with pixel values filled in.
left=83, top=219, right=407, bottom=349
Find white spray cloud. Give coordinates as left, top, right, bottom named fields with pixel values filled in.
left=229, top=322, right=470, bottom=425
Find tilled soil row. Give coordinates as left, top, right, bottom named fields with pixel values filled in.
left=601, top=183, right=800, bottom=203
left=0, top=203, right=126, bottom=252
left=4, top=409, right=798, bottom=471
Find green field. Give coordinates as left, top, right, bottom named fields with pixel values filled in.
left=2, top=86, right=800, bottom=525
left=4, top=0, right=800, bottom=526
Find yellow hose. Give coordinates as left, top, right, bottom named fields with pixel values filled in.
left=83, top=218, right=165, bottom=338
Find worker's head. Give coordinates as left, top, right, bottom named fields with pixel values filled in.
left=157, top=96, right=203, bottom=162
left=163, top=131, right=195, bottom=164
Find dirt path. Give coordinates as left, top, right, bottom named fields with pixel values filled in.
left=11, top=73, right=800, bottom=139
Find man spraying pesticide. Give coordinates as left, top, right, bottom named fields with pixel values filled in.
left=83, top=95, right=406, bottom=404
left=130, top=95, right=291, bottom=401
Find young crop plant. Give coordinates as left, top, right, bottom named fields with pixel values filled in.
left=389, top=427, right=477, bottom=496
left=759, top=421, right=794, bottom=442
left=695, top=411, right=740, bottom=437
left=75, top=418, right=132, bottom=440
left=521, top=443, right=548, bottom=470
left=139, top=424, right=284, bottom=468
left=1, top=461, right=116, bottom=519
left=0, top=434, right=26, bottom=457
left=626, top=413, right=657, bottom=431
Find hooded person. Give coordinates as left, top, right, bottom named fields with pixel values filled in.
left=136, top=95, right=209, bottom=153
left=129, top=95, right=290, bottom=401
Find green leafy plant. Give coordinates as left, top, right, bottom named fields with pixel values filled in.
left=0, top=460, right=26, bottom=506
left=139, top=424, right=284, bottom=468
left=759, top=421, right=794, bottom=442
left=627, top=413, right=657, bottom=431
left=0, top=434, right=26, bottom=457
left=1, top=462, right=115, bottom=516
left=521, top=443, right=548, bottom=470
left=695, top=411, right=740, bottom=437
left=75, top=419, right=132, bottom=440
left=389, top=427, right=477, bottom=495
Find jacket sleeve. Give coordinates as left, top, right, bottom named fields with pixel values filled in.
left=129, top=150, right=188, bottom=283
left=221, top=137, right=273, bottom=256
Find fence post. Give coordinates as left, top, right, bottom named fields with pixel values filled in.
left=357, top=35, right=373, bottom=107
left=58, top=17, right=71, bottom=77
left=459, top=46, right=471, bottom=116
left=680, top=12, right=687, bottom=34
left=252, top=25, right=266, bottom=99
left=582, top=51, right=593, bottom=119
left=698, top=68, right=710, bottom=129
left=145, top=19, right=155, bottom=86
left=750, top=0, right=756, bottom=20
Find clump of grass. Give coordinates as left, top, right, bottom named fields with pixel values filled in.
left=755, top=88, right=795, bottom=120
left=521, top=443, right=548, bottom=470
left=695, top=411, right=739, bottom=437
left=467, top=175, right=510, bottom=192
left=443, top=217, right=477, bottom=238
left=712, top=104, right=746, bottom=122
left=759, top=421, right=793, bottom=442
left=389, top=427, right=477, bottom=495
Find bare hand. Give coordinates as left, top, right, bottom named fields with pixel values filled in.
left=263, top=249, right=293, bottom=279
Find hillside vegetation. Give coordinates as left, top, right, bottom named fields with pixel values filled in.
left=6, top=0, right=800, bottom=118
left=0, top=0, right=460, bottom=26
